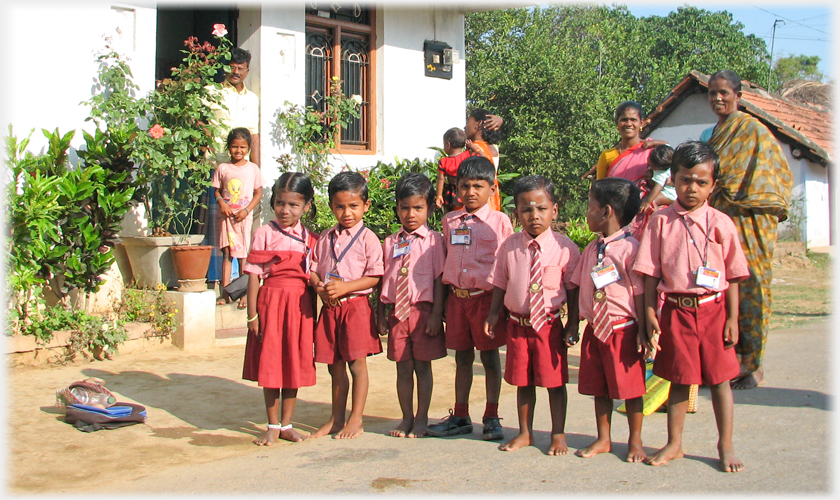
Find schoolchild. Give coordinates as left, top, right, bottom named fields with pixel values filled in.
left=377, top=173, right=447, bottom=438
left=485, top=175, right=581, bottom=455
left=633, top=140, right=749, bottom=473
left=242, top=172, right=318, bottom=445
left=571, top=177, right=647, bottom=462
left=435, top=127, right=473, bottom=212
left=213, top=127, right=264, bottom=308
left=426, top=156, right=513, bottom=440
left=639, top=144, right=677, bottom=213
left=310, top=171, right=384, bottom=439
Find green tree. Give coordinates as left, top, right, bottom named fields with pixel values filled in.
left=465, top=4, right=770, bottom=220
left=772, top=54, right=824, bottom=89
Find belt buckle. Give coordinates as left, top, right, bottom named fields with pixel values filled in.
left=328, top=298, right=340, bottom=307
left=679, top=296, right=696, bottom=308
left=454, top=288, right=470, bottom=299
left=519, top=315, right=531, bottom=327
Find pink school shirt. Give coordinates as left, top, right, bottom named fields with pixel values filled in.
left=243, top=221, right=311, bottom=279
left=488, top=230, right=581, bottom=316
left=212, top=161, right=264, bottom=213
left=571, top=229, right=644, bottom=323
left=633, top=201, right=749, bottom=295
left=380, top=225, right=446, bottom=305
left=310, top=221, right=384, bottom=295
left=442, top=204, right=514, bottom=291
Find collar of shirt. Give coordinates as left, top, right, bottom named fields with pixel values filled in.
left=331, top=219, right=365, bottom=238
left=602, top=227, right=631, bottom=245
left=673, top=199, right=710, bottom=223
left=527, top=229, right=554, bottom=251
left=221, top=81, right=250, bottom=95
left=461, top=203, right=492, bottom=222
left=277, top=220, right=304, bottom=237
left=399, top=224, right=429, bottom=240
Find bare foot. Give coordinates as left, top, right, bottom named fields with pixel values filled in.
left=731, top=368, right=764, bottom=390
left=626, top=442, right=647, bottom=463
left=334, top=418, right=364, bottom=439
left=216, top=297, right=229, bottom=306
left=389, top=417, right=413, bottom=438
left=408, top=416, right=428, bottom=438
left=719, top=445, right=745, bottom=472
left=548, top=433, right=569, bottom=456
left=645, top=442, right=684, bottom=466
left=311, top=418, right=343, bottom=438
left=253, top=426, right=281, bottom=446
left=279, top=427, right=309, bottom=442
left=575, top=437, right=611, bottom=458
left=237, top=298, right=248, bottom=310
left=499, top=432, right=533, bottom=452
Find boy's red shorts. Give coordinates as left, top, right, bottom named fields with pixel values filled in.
left=503, top=318, right=567, bottom=388
left=444, top=292, right=507, bottom=352
left=314, top=295, right=382, bottom=364
left=653, top=293, right=740, bottom=386
left=578, top=322, right=646, bottom=400
left=387, top=301, right=447, bottom=362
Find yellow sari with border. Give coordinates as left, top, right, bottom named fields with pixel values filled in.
left=708, top=111, right=792, bottom=377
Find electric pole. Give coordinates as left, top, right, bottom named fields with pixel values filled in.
left=768, top=19, right=785, bottom=92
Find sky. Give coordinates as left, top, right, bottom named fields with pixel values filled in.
left=623, top=1, right=835, bottom=80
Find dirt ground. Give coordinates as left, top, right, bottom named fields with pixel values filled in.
left=5, top=252, right=832, bottom=494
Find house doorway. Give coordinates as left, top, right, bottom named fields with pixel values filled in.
left=155, top=5, right=239, bottom=83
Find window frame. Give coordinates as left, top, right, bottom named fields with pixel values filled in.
left=305, top=10, right=377, bottom=155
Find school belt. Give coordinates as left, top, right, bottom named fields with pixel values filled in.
left=665, top=291, right=722, bottom=309
left=508, top=310, right=562, bottom=327
left=326, top=294, right=363, bottom=308
left=611, top=318, right=637, bottom=330
left=450, top=286, right=491, bottom=299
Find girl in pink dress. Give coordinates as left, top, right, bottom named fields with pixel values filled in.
left=242, top=172, right=318, bottom=445
left=212, top=128, right=264, bottom=309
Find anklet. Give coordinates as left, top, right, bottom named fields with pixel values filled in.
left=267, top=423, right=294, bottom=431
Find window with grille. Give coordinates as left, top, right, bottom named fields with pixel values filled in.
left=305, top=4, right=374, bottom=152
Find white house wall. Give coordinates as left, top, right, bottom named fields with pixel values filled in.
left=647, top=92, right=831, bottom=249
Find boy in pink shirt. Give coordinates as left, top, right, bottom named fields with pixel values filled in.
left=427, top=156, right=513, bottom=440
left=377, top=173, right=447, bottom=438
left=310, top=171, right=384, bottom=440
left=571, top=177, right=647, bottom=462
left=634, top=141, right=749, bottom=473
left=485, top=175, right=581, bottom=455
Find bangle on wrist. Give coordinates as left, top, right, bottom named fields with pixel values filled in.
left=247, top=313, right=258, bottom=323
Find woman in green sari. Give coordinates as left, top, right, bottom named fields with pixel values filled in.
left=703, top=70, right=793, bottom=389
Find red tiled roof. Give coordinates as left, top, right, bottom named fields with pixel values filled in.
left=645, top=71, right=833, bottom=165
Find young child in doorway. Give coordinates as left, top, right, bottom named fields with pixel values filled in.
left=435, top=127, right=473, bottom=213
left=310, top=171, right=384, bottom=439
left=213, top=127, right=263, bottom=309
left=377, top=173, right=447, bottom=438
left=426, top=156, right=513, bottom=441
left=633, top=140, right=749, bottom=473
left=485, top=175, right=581, bottom=455
left=571, top=177, right=648, bottom=462
left=242, top=172, right=318, bottom=445
left=465, top=108, right=503, bottom=211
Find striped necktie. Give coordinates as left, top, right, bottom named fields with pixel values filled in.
left=528, top=240, right=548, bottom=332
left=394, top=238, right=411, bottom=322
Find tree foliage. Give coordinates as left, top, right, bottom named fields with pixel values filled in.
left=466, top=4, right=770, bottom=219
left=773, top=54, right=824, bottom=89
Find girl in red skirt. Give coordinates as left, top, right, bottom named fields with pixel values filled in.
left=242, top=172, right=318, bottom=445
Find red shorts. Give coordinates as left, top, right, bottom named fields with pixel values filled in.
left=314, top=295, right=383, bottom=364
left=444, top=292, right=507, bottom=352
left=653, top=294, right=740, bottom=386
left=578, top=322, right=646, bottom=400
left=504, top=318, right=567, bottom=388
left=387, top=302, right=447, bottom=362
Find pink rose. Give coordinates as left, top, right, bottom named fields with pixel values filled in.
left=149, top=124, right=165, bottom=139
left=212, top=24, right=228, bottom=37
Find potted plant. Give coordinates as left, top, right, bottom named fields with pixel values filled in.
left=118, top=25, right=233, bottom=290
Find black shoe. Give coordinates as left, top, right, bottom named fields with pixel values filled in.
left=482, top=417, right=503, bottom=441
left=426, top=410, right=473, bottom=437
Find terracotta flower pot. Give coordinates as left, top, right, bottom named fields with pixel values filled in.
left=169, top=245, right=213, bottom=291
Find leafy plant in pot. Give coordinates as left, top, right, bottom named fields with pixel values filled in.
left=121, top=26, right=234, bottom=290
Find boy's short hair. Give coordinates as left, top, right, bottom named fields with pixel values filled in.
left=512, top=175, right=557, bottom=206
left=328, top=171, right=369, bottom=202
left=395, top=172, right=435, bottom=209
left=670, top=141, right=720, bottom=181
left=443, top=127, right=466, bottom=149
left=456, top=156, right=495, bottom=185
left=648, top=144, right=674, bottom=171
left=591, top=178, right=642, bottom=228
